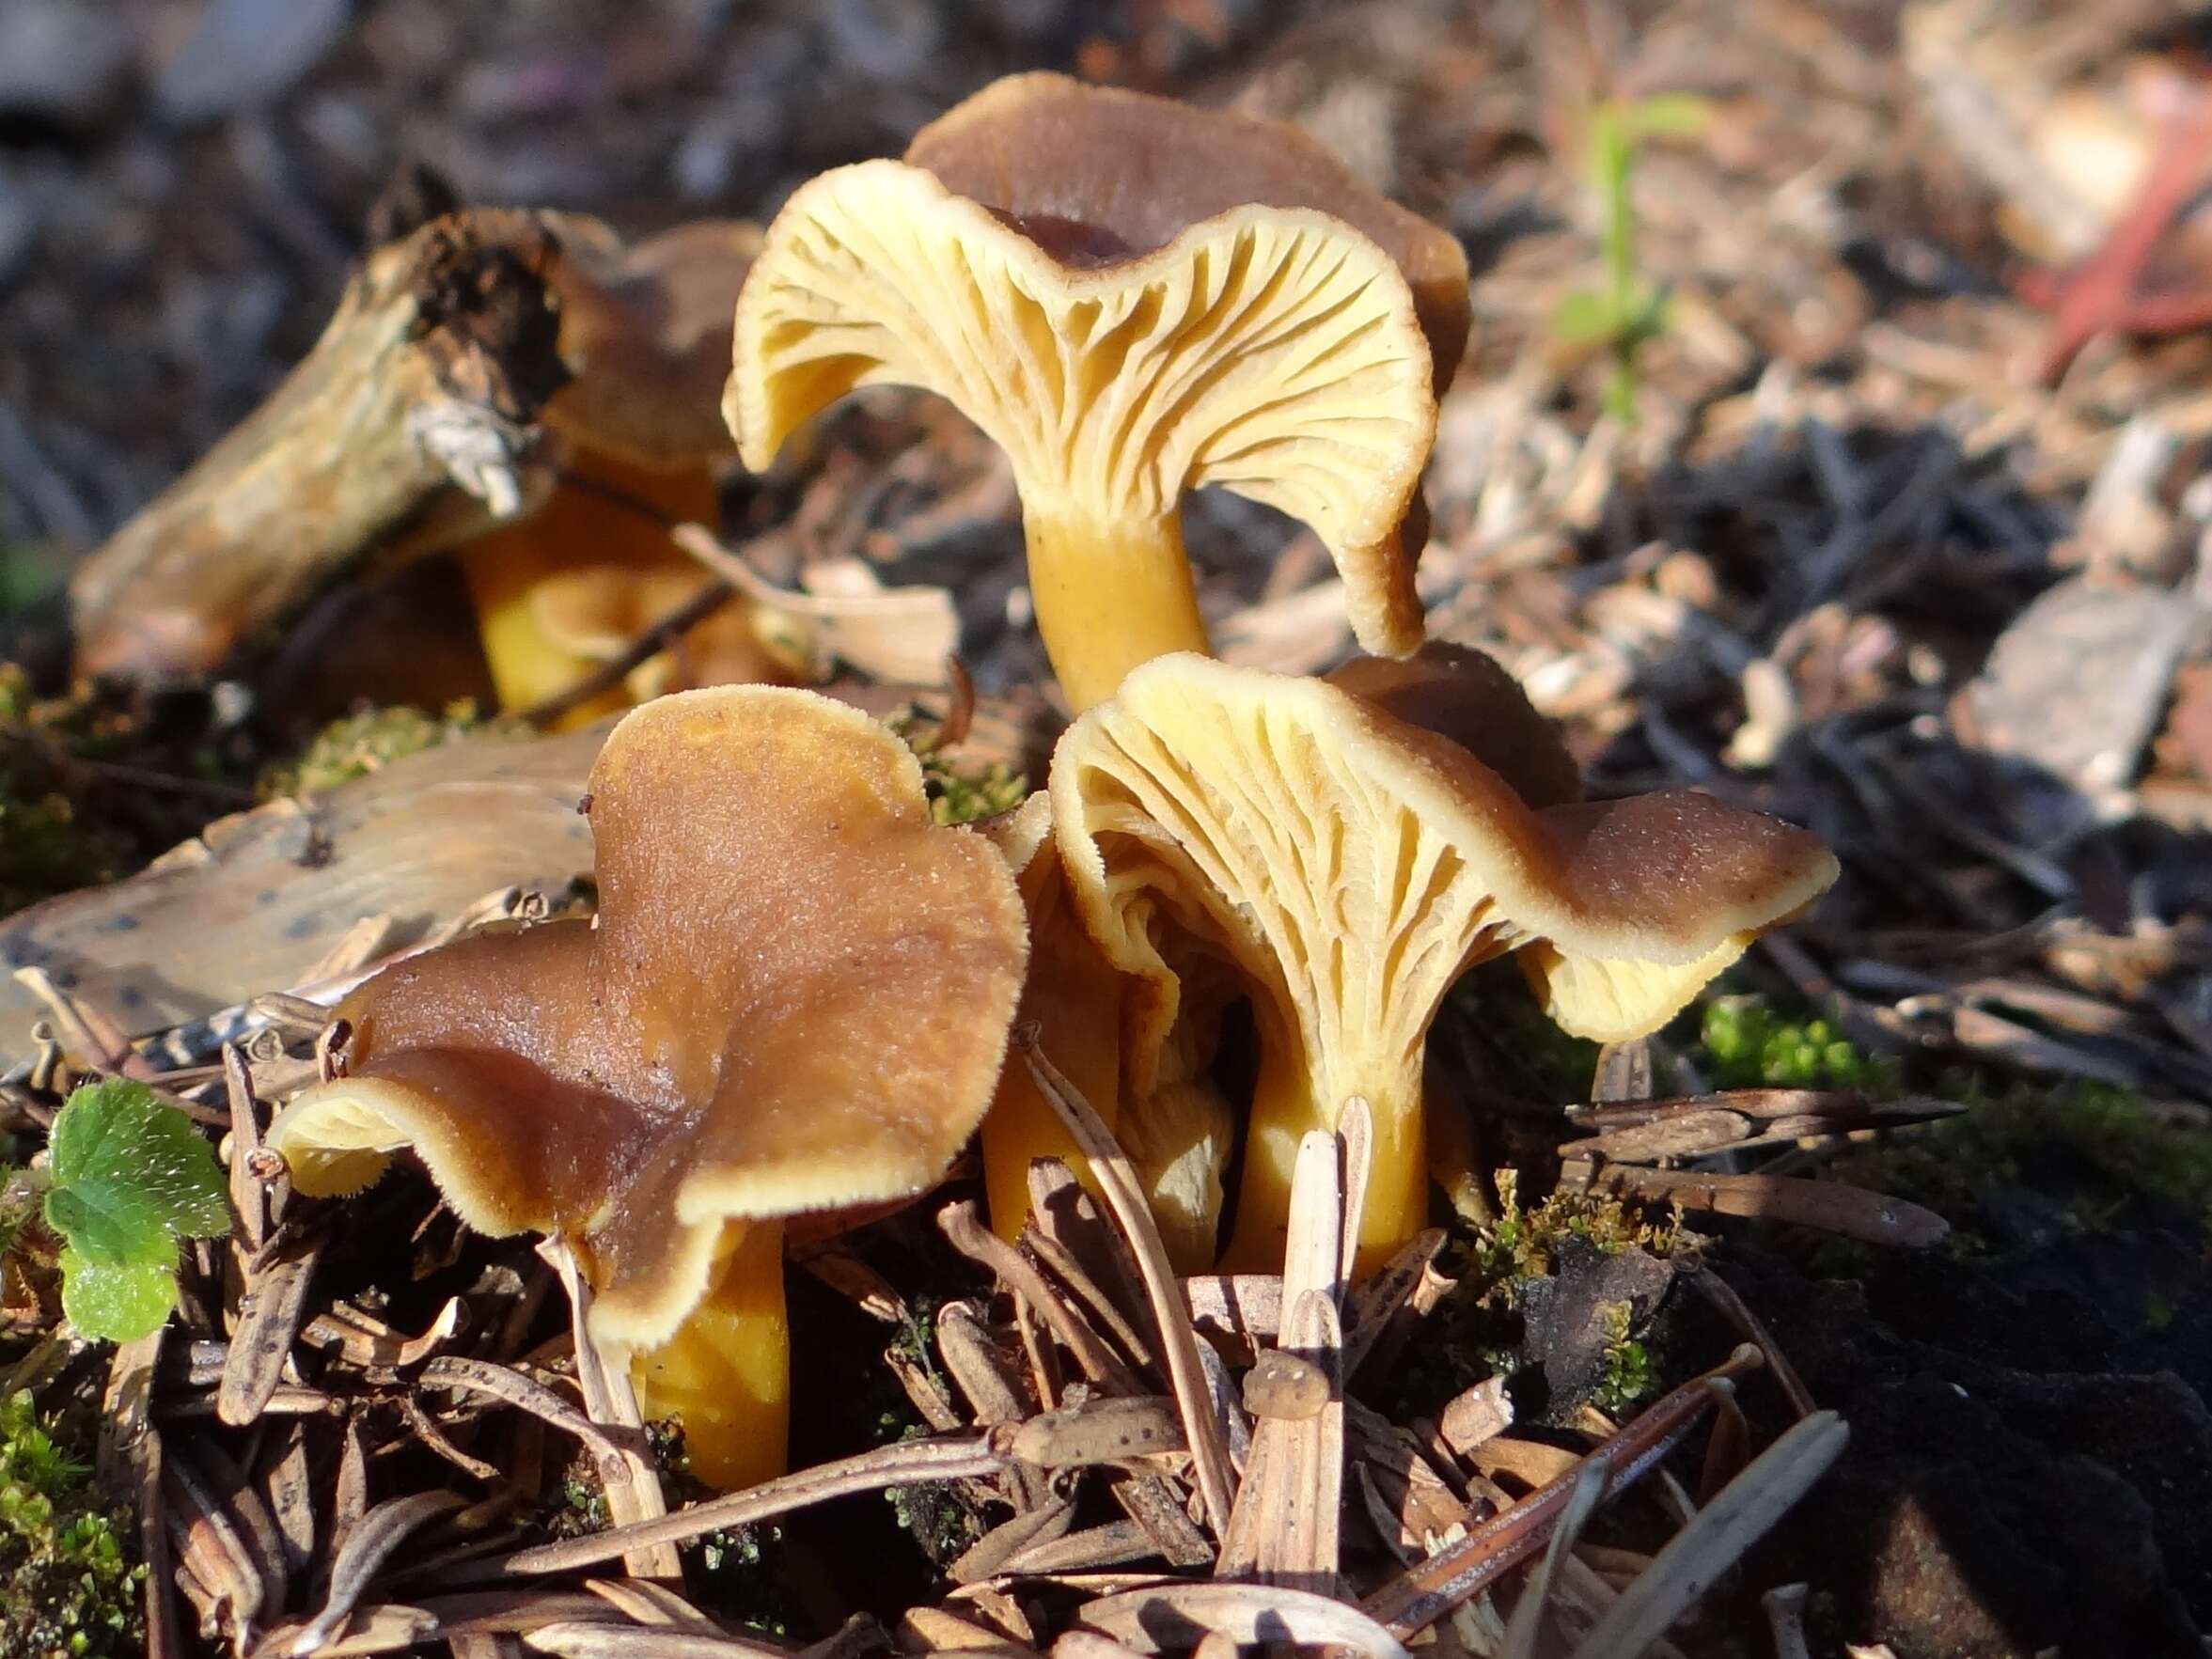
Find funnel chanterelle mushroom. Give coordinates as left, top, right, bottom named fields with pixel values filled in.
left=265, top=686, right=1028, bottom=1488
left=728, top=72, right=1469, bottom=711
left=1049, top=650, right=1839, bottom=1272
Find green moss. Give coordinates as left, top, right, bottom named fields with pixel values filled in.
left=1466, top=1168, right=1682, bottom=1292
left=1591, top=1302, right=1658, bottom=1416
left=886, top=713, right=1028, bottom=826
left=0, top=1389, right=144, bottom=1659
left=0, top=793, right=119, bottom=919
left=258, top=701, right=516, bottom=798
left=921, top=755, right=1026, bottom=827
left=0, top=667, right=128, bottom=916
left=1374, top=1172, right=1684, bottom=1423
left=1696, top=996, right=1896, bottom=1094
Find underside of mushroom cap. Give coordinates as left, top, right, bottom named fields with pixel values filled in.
left=727, top=158, right=1436, bottom=665
left=905, top=71, right=1473, bottom=392
left=1050, top=653, right=1838, bottom=1261
left=267, top=685, right=1029, bottom=1353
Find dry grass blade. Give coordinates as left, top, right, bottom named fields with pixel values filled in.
left=1437, top=1376, right=1514, bottom=1459
left=1025, top=1159, right=1149, bottom=1341
left=1365, top=1346, right=1765, bottom=1637
left=1500, top=1453, right=1609, bottom=1659
left=940, top=1200, right=1139, bottom=1391
left=224, top=1044, right=270, bottom=1255
left=1003, top=1397, right=1184, bottom=1467
left=456, top=1436, right=1010, bottom=1579
left=219, top=1234, right=324, bottom=1426
left=1343, top=1229, right=1447, bottom=1377
left=418, top=1356, right=646, bottom=1463
left=291, top=1492, right=469, bottom=1654
left=1764, top=1583, right=1813, bottom=1659
left=536, top=1239, right=683, bottom=1583
left=101, top=1332, right=182, bottom=1659
left=522, top=1627, right=793, bottom=1658
left=1075, top=1583, right=1412, bottom=1659
left=953, top=1495, right=1079, bottom=1583
left=1109, top=1474, right=1215, bottom=1570
left=667, top=521, right=956, bottom=683
left=256, top=1593, right=615, bottom=1658
left=1683, top=1270, right=1818, bottom=1421
left=1020, top=1041, right=1237, bottom=1537
left=1563, top=1414, right=1850, bottom=1659
left=1179, top=1276, right=1280, bottom=1356
left=164, top=1452, right=270, bottom=1640
left=582, top=1579, right=718, bottom=1630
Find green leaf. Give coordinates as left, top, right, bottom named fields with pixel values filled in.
left=42, top=1080, right=229, bottom=1268
left=56, top=1248, right=180, bottom=1343
left=1623, top=92, right=1712, bottom=142
left=1551, top=288, right=1621, bottom=346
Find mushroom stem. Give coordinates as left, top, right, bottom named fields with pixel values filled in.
left=460, top=448, right=725, bottom=728
left=627, top=1219, right=790, bottom=1491
left=1220, top=1021, right=1425, bottom=1276
left=1025, top=507, right=1211, bottom=712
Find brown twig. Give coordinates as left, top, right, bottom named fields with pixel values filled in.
left=1019, top=1041, right=1239, bottom=1539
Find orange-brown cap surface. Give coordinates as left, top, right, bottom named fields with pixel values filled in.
left=267, top=686, right=1028, bottom=1353
left=905, top=72, right=1471, bottom=391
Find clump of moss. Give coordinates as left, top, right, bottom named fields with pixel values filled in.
left=1591, top=1301, right=1658, bottom=1416
left=886, top=712, right=1028, bottom=826
left=1374, top=1172, right=1685, bottom=1423
left=259, top=701, right=516, bottom=798
left=0, top=667, right=132, bottom=917
left=0, top=793, right=120, bottom=918
left=1466, top=1167, right=1682, bottom=1292
left=1696, top=995, right=1896, bottom=1094
left=0, top=1388, right=144, bottom=1659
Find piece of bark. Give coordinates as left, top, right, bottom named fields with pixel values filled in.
left=70, top=210, right=573, bottom=682
left=0, top=681, right=1043, bottom=1065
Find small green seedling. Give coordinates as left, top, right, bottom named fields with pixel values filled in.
left=1551, top=91, right=1710, bottom=423
left=36, top=1079, right=229, bottom=1341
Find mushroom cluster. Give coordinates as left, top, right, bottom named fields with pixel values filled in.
left=266, top=687, right=1028, bottom=1486
left=996, top=647, right=1838, bottom=1272
left=230, top=72, right=1843, bottom=1492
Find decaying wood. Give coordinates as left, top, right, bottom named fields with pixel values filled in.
left=0, top=679, right=1043, bottom=1067
left=70, top=211, right=573, bottom=683
left=0, top=727, right=602, bottom=1062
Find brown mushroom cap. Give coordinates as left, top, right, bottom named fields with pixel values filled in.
left=1325, top=643, right=1584, bottom=810
left=1051, top=653, right=1837, bottom=1266
left=267, top=687, right=1028, bottom=1352
left=905, top=72, right=1472, bottom=392
left=543, top=217, right=762, bottom=467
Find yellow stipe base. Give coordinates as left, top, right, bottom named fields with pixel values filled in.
left=629, top=1219, right=790, bottom=1491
